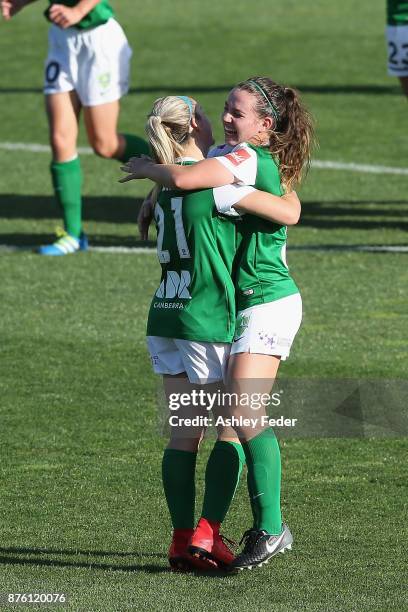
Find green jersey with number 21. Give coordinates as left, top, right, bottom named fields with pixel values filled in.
left=147, top=160, right=255, bottom=342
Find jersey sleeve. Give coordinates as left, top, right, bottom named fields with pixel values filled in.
left=212, top=143, right=258, bottom=185
left=213, top=184, right=256, bottom=216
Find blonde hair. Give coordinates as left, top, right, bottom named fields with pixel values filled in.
left=237, top=76, right=315, bottom=190
left=146, top=96, right=194, bottom=165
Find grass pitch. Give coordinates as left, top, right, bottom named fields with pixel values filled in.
left=0, top=1, right=407, bottom=610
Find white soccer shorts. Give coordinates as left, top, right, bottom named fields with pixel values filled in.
left=44, top=18, right=132, bottom=105
left=146, top=336, right=231, bottom=384
left=231, top=293, right=303, bottom=360
left=386, top=25, right=408, bottom=77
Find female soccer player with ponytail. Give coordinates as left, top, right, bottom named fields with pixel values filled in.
left=1, top=0, right=149, bottom=255
left=121, top=76, right=314, bottom=571
left=121, top=93, right=299, bottom=571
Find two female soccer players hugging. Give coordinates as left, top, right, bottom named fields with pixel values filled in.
left=120, top=77, right=313, bottom=572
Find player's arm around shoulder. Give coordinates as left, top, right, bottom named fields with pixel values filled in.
left=234, top=189, right=301, bottom=226
left=120, top=156, right=235, bottom=190
left=170, top=141, right=258, bottom=191
left=170, top=158, right=235, bottom=190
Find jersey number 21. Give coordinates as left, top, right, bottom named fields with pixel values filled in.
left=155, top=197, right=191, bottom=263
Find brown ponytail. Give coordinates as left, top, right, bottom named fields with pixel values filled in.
left=237, top=76, right=315, bottom=189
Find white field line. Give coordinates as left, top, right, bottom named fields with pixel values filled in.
left=312, top=160, right=408, bottom=176
left=1, top=245, right=407, bottom=254
left=0, top=142, right=93, bottom=155
left=1, top=141, right=408, bottom=176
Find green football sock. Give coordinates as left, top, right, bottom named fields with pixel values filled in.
left=119, top=133, right=151, bottom=162
left=201, top=441, right=246, bottom=523
left=242, top=428, right=282, bottom=535
left=247, top=469, right=258, bottom=529
left=162, top=448, right=197, bottom=530
left=50, top=157, right=82, bottom=238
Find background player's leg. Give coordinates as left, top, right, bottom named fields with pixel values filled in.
left=398, top=76, right=408, bottom=97
left=83, top=101, right=150, bottom=162
left=40, top=91, right=84, bottom=253
left=47, top=91, right=80, bottom=162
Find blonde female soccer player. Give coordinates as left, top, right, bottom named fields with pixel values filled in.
left=120, top=93, right=300, bottom=571
left=1, top=0, right=149, bottom=255
left=121, top=76, right=314, bottom=571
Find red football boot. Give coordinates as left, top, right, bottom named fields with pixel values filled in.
left=168, top=528, right=194, bottom=571
left=188, top=518, right=235, bottom=568
left=168, top=528, right=216, bottom=572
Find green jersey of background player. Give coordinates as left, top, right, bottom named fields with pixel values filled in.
left=44, top=0, right=113, bottom=29
left=387, top=0, right=408, bottom=25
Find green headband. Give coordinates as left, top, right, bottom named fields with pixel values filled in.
left=177, top=95, right=194, bottom=119
left=247, top=80, right=280, bottom=125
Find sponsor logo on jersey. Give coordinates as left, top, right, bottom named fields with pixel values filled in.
left=153, top=302, right=184, bottom=309
left=225, top=148, right=251, bottom=166
left=234, top=313, right=251, bottom=341
left=155, top=270, right=192, bottom=300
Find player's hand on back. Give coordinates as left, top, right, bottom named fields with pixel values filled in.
left=138, top=190, right=156, bottom=241
left=119, top=155, right=154, bottom=183
left=48, top=3, right=84, bottom=28
left=1, top=0, right=27, bottom=20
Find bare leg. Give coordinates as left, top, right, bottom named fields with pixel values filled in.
left=398, top=76, right=408, bottom=98
left=45, top=91, right=81, bottom=162
left=226, top=352, right=281, bottom=441
left=83, top=100, right=126, bottom=160
left=163, top=374, right=206, bottom=452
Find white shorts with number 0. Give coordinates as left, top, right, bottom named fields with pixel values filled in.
left=231, top=293, right=302, bottom=360
left=386, top=26, right=408, bottom=77
left=44, top=18, right=132, bottom=105
left=146, top=336, right=231, bottom=384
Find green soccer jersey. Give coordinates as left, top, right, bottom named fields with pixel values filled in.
left=147, top=161, right=250, bottom=343
left=387, top=0, right=408, bottom=25
left=212, top=143, right=300, bottom=311
left=45, top=0, right=114, bottom=29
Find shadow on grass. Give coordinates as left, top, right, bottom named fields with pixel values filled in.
left=0, top=546, right=167, bottom=574
left=0, top=547, right=234, bottom=577
left=301, top=199, right=408, bottom=231
left=0, top=195, right=145, bottom=224
left=0, top=84, right=402, bottom=96
left=1, top=196, right=407, bottom=246
left=0, top=232, right=155, bottom=249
